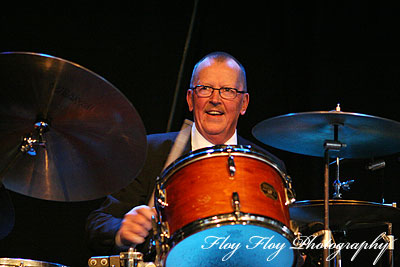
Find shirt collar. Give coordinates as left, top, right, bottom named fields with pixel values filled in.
left=191, top=123, right=237, bottom=151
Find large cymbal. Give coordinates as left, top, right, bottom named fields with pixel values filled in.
left=0, top=52, right=147, bottom=201
left=252, top=110, right=400, bottom=158
left=289, top=199, right=400, bottom=230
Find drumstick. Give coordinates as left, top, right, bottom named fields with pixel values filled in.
left=147, top=119, right=192, bottom=208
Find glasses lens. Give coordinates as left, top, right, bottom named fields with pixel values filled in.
left=196, top=86, right=212, bottom=97
left=220, top=88, right=237, bottom=99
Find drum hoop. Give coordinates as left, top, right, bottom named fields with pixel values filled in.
left=157, top=145, right=286, bottom=186
left=168, top=212, right=295, bottom=247
left=164, top=213, right=297, bottom=266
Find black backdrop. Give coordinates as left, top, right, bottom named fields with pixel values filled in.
left=1, top=1, right=400, bottom=266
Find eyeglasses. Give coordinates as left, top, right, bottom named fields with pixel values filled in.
left=190, top=85, right=246, bottom=100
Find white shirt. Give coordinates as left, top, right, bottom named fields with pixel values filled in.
left=191, top=122, right=237, bottom=151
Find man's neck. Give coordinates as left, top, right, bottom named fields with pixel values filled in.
left=191, top=123, right=237, bottom=151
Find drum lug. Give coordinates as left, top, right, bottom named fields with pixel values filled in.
left=232, top=192, right=241, bottom=219
left=226, top=146, right=236, bottom=177
left=160, top=221, right=170, bottom=239
left=284, top=175, right=296, bottom=205
left=160, top=222, right=170, bottom=266
left=228, top=155, right=236, bottom=177
left=152, top=218, right=170, bottom=267
left=156, top=182, right=168, bottom=208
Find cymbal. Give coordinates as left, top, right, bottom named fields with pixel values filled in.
left=0, top=183, right=14, bottom=239
left=0, top=52, right=147, bottom=201
left=252, top=110, right=400, bottom=158
left=289, top=199, right=400, bottom=230
left=0, top=258, right=67, bottom=267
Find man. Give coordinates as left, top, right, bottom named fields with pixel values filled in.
left=86, top=51, right=285, bottom=258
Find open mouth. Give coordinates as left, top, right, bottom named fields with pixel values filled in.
left=206, top=110, right=224, bottom=116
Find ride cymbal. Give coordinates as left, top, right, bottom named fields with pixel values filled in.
left=252, top=110, right=400, bottom=158
left=0, top=52, right=147, bottom=201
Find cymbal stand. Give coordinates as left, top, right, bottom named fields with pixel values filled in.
left=312, top=229, right=342, bottom=267
left=0, top=122, right=48, bottom=183
left=323, top=123, right=346, bottom=267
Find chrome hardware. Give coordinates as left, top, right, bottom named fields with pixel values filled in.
left=88, top=247, right=156, bottom=267
left=152, top=217, right=169, bottom=267
left=120, top=247, right=142, bottom=267
left=332, top=157, right=354, bottom=199
left=225, top=146, right=236, bottom=177
left=284, top=175, right=296, bottom=205
left=156, top=182, right=168, bottom=208
left=151, top=215, right=169, bottom=267
left=333, top=179, right=354, bottom=199
left=227, top=155, right=236, bottom=177
left=20, top=121, right=49, bottom=156
left=367, top=159, right=386, bottom=171
left=232, top=192, right=241, bottom=219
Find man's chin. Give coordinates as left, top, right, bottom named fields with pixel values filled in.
left=202, top=128, right=234, bottom=144
left=203, top=127, right=226, bottom=136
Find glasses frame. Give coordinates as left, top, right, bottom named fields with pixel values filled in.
left=190, top=85, right=246, bottom=100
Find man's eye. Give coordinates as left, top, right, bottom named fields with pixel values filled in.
left=222, top=88, right=234, bottom=93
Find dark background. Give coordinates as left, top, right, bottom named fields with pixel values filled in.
left=1, top=1, right=400, bottom=266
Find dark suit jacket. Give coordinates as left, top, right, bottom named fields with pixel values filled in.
left=85, top=131, right=285, bottom=256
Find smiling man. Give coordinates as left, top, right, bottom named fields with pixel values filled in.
left=86, top=52, right=285, bottom=262
left=187, top=53, right=249, bottom=147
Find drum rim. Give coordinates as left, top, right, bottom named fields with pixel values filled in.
left=169, top=212, right=295, bottom=245
left=164, top=212, right=297, bottom=265
left=0, top=258, right=68, bottom=267
left=290, top=199, right=397, bottom=208
left=157, top=145, right=287, bottom=185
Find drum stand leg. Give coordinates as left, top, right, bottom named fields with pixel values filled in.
left=323, top=128, right=346, bottom=267
left=323, top=148, right=331, bottom=267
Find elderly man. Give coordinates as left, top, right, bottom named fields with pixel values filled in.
left=86, top=51, right=285, bottom=260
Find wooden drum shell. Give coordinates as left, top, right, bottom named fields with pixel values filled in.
left=157, top=148, right=291, bottom=236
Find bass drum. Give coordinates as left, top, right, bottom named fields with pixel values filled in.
left=155, top=145, right=297, bottom=266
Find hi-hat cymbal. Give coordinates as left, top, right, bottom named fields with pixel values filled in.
left=252, top=110, right=400, bottom=158
left=289, top=199, right=400, bottom=230
left=0, top=52, right=147, bottom=201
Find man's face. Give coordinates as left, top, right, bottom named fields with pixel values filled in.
left=186, top=58, right=249, bottom=144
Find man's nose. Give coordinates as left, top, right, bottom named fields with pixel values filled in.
left=209, top=89, right=221, bottom=104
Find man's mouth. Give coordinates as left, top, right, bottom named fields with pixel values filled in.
left=206, top=110, right=224, bottom=116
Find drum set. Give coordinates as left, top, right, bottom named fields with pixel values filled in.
left=148, top=106, right=400, bottom=267
left=1, top=52, right=400, bottom=266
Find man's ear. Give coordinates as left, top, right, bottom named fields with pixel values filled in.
left=187, top=89, right=194, bottom=112
left=240, top=93, right=249, bottom=115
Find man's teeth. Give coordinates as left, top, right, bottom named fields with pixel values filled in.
left=207, top=111, right=223, bottom=115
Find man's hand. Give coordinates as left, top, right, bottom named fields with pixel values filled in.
left=116, top=205, right=157, bottom=246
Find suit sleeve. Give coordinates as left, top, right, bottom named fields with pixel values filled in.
left=85, top=134, right=174, bottom=255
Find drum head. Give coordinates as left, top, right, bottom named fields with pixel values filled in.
left=0, top=258, right=67, bottom=267
left=165, top=224, right=296, bottom=266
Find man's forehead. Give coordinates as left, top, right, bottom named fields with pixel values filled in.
left=197, top=57, right=239, bottom=70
